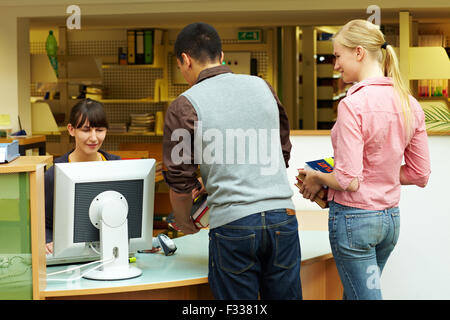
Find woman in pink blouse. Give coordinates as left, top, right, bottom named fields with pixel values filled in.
left=298, top=19, right=431, bottom=299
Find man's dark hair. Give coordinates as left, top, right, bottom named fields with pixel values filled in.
left=174, top=22, right=222, bottom=64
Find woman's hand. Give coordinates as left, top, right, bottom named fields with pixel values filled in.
left=297, top=169, right=323, bottom=201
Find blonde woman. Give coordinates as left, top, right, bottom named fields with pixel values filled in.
left=298, top=20, right=431, bottom=299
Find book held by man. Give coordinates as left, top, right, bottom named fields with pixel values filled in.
left=295, top=157, right=334, bottom=209
left=165, top=193, right=209, bottom=230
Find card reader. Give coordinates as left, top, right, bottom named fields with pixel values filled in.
left=157, top=233, right=177, bottom=256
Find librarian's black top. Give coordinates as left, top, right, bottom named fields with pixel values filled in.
left=44, top=150, right=121, bottom=243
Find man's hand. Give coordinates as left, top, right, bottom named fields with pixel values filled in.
left=169, top=189, right=200, bottom=235
left=192, top=177, right=206, bottom=200
left=46, top=242, right=54, bottom=254
left=176, top=217, right=199, bottom=235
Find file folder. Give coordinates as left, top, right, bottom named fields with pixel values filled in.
left=144, top=29, right=154, bottom=64
left=136, top=30, right=145, bottom=64
left=127, top=30, right=136, bottom=64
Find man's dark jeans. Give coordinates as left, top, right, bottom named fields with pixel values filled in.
left=208, top=209, right=302, bottom=299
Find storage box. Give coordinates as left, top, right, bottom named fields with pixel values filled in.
left=0, top=140, right=20, bottom=163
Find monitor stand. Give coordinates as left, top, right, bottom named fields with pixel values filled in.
left=84, top=190, right=142, bottom=281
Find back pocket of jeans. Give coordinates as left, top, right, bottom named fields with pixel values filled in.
left=274, top=229, right=300, bottom=269
left=215, top=233, right=255, bottom=274
left=345, top=212, right=382, bottom=250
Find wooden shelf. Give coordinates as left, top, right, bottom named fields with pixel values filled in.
left=98, top=99, right=166, bottom=104
left=102, top=64, right=163, bottom=69
left=108, top=131, right=163, bottom=137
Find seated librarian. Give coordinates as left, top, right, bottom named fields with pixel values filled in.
left=44, top=99, right=120, bottom=254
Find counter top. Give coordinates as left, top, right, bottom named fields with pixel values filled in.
left=44, top=228, right=331, bottom=298
left=0, top=156, right=52, bottom=173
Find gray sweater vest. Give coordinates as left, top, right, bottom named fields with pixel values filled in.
left=182, top=72, right=294, bottom=229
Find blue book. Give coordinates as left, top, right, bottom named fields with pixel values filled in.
left=305, top=157, right=334, bottom=173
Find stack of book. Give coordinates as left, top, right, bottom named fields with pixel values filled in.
left=108, top=122, right=127, bottom=134
left=85, top=86, right=103, bottom=100
left=128, top=113, right=155, bottom=133
left=295, top=157, right=334, bottom=209
left=155, top=161, right=163, bottom=176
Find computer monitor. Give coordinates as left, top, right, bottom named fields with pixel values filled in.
left=47, top=159, right=155, bottom=279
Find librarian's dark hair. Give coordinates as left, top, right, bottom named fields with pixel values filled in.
left=69, top=98, right=109, bottom=129
left=174, top=22, right=222, bottom=64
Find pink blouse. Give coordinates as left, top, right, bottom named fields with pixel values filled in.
left=328, top=77, right=431, bottom=210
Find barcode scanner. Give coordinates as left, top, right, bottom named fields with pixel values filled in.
left=157, top=233, right=177, bottom=256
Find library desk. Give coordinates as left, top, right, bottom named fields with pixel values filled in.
left=0, top=135, right=46, bottom=156
left=43, top=226, right=342, bottom=300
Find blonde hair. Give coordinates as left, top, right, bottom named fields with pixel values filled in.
left=333, top=19, right=413, bottom=141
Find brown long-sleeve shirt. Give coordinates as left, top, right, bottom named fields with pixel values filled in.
left=162, top=65, right=292, bottom=194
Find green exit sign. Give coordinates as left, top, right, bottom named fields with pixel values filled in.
left=237, top=30, right=261, bottom=42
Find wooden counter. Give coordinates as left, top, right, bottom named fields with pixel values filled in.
left=43, top=213, right=342, bottom=300
left=0, top=156, right=52, bottom=300
left=290, top=130, right=331, bottom=136
left=0, top=135, right=46, bottom=155
left=0, top=155, right=52, bottom=173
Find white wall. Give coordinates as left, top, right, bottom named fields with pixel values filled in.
left=382, top=136, right=450, bottom=300
left=288, top=134, right=450, bottom=299
left=288, top=135, right=334, bottom=210
left=0, top=14, right=21, bottom=132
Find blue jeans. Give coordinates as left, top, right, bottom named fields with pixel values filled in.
left=328, top=201, right=400, bottom=300
left=208, top=209, right=302, bottom=300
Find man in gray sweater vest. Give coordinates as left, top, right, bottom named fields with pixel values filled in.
left=162, top=22, right=302, bottom=300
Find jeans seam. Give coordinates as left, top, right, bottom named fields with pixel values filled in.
left=391, top=214, right=400, bottom=246
left=339, top=261, right=359, bottom=300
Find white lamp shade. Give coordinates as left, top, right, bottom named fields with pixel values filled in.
left=31, top=102, right=60, bottom=135
left=409, top=47, right=450, bottom=80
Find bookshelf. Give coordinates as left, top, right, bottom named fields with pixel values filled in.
left=316, top=38, right=338, bottom=129
left=298, top=27, right=349, bottom=130
left=30, top=26, right=276, bottom=154
left=30, top=27, right=169, bottom=154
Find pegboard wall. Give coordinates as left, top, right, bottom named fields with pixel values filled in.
left=167, top=50, right=269, bottom=98
left=102, top=66, right=163, bottom=100
left=32, top=36, right=271, bottom=101
left=31, top=31, right=273, bottom=152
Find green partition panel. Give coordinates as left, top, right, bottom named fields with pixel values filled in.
left=0, top=172, right=32, bottom=300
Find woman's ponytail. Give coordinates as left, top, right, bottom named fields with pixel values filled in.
left=384, top=44, right=414, bottom=142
